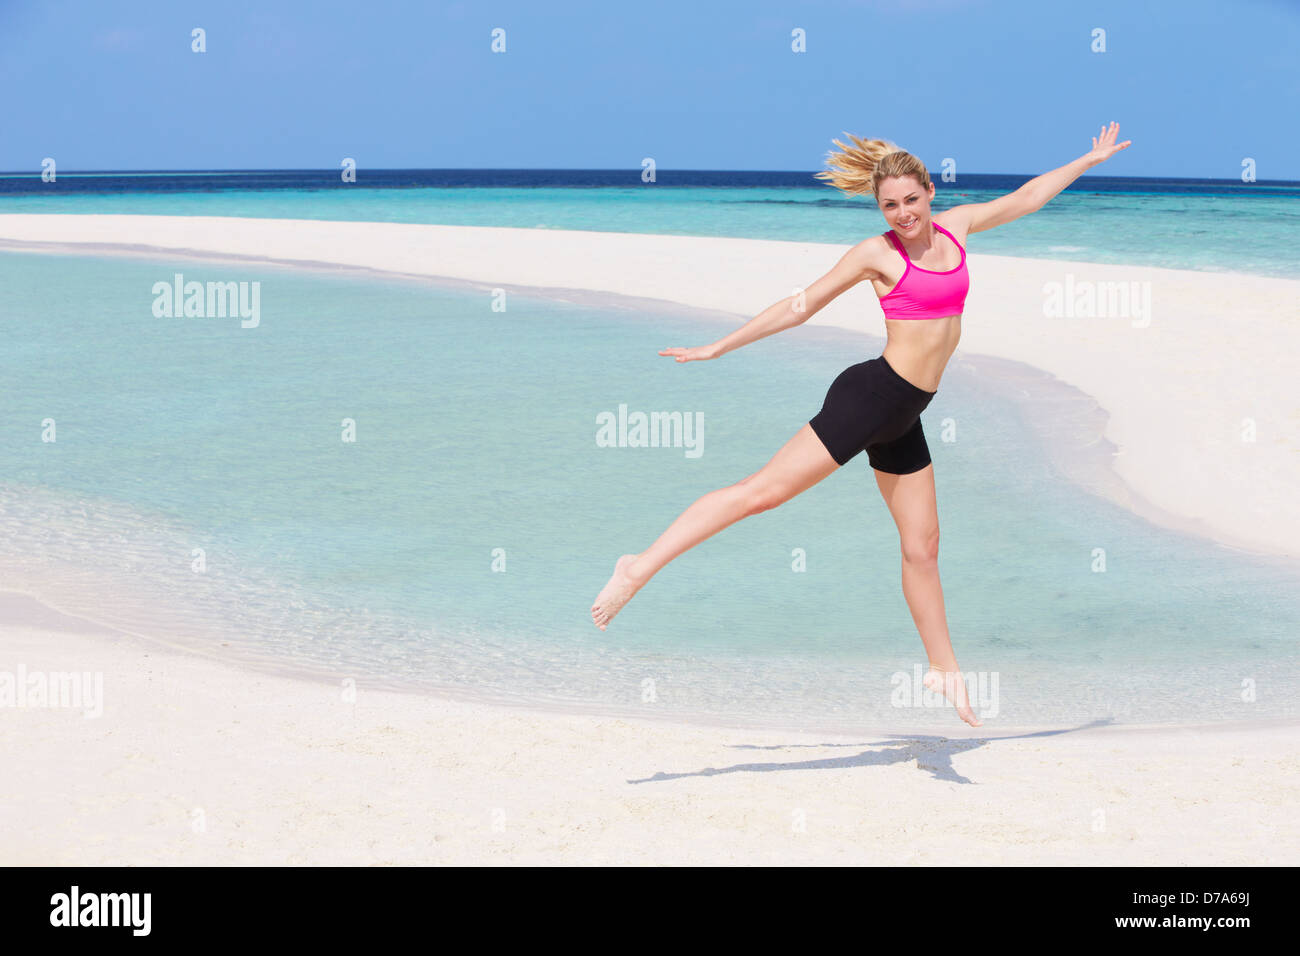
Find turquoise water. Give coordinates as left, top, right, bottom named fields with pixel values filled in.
left=4, top=181, right=1300, bottom=279
left=1, top=250, right=1297, bottom=730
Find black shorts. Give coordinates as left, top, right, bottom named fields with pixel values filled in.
left=808, top=355, right=937, bottom=474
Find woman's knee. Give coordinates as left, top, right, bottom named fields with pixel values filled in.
left=735, top=476, right=787, bottom=515
left=900, top=527, right=940, bottom=564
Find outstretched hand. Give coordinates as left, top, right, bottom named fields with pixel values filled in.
left=1085, top=121, right=1132, bottom=166
left=659, top=345, right=719, bottom=363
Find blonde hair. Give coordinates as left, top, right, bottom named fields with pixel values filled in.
left=814, top=132, right=933, bottom=200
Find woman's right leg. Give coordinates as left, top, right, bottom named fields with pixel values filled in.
left=873, top=461, right=981, bottom=728
left=591, top=423, right=840, bottom=630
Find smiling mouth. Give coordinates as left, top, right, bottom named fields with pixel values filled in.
left=898, top=217, right=918, bottom=228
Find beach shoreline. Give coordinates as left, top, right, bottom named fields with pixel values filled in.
left=0, top=236, right=1294, bottom=733
left=3, top=598, right=1296, bottom=865
left=4, top=586, right=1291, bottom=741
left=0, top=216, right=1295, bottom=728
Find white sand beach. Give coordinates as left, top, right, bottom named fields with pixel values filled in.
left=1, top=214, right=1297, bottom=865
left=2, top=605, right=1297, bottom=866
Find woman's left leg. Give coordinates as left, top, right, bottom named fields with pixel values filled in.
left=873, top=463, right=981, bottom=727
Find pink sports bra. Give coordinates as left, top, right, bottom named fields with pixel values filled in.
left=879, top=220, right=969, bottom=321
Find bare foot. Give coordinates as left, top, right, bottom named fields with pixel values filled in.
left=591, top=554, right=647, bottom=631
left=923, top=666, right=983, bottom=727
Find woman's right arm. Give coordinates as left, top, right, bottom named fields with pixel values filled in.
left=660, top=240, right=879, bottom=363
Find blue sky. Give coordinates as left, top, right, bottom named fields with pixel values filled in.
left=2, top=0, right=1297, bottom=178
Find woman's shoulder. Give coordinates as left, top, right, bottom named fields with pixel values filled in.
left=931, top=210, right=971, bottom=249
left=846, top=232, right=899, bottom=281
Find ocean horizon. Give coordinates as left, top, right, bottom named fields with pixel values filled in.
left=4, top=169, right=1299, bottom=279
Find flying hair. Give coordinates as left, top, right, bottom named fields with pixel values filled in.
left=814, top=132, right=933, bottom=199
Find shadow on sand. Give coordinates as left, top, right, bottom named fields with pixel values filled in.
left=627, top=719, right=1113, bottom=785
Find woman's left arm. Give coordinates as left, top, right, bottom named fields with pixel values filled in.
left=943, top=122, right=1132, bottom=235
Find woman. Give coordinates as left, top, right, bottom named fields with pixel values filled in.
left=591, top=123, right=1131, bottom=727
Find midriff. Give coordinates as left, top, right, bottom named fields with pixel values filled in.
left=881, top=313, right=961, bottom=392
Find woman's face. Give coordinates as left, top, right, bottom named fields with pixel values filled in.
left=876, top=176, right=935, bottom=237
